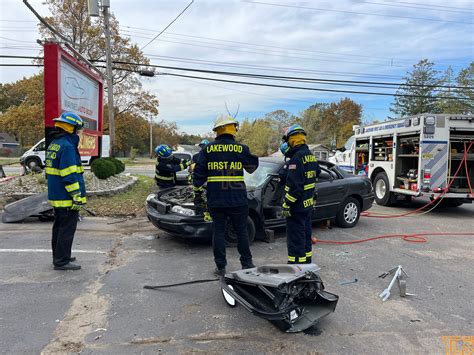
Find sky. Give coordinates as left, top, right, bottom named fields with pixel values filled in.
left=1, top=0, right=473, bottom=134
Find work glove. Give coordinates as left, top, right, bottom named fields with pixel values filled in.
left=281, top=202, right=291, bottom=218
left=203, top=211, right=213, bottom=222
left=185, top=160, right=192, bottom=167
left=71, top=194, right=85, bottom=212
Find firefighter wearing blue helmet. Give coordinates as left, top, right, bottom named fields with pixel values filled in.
left=154, top=144, right=191, bottom=188
left=280, top=124, right=320, bottom=264
left=45, top=111, right=86, bottom=271
left=193, top=115, right=259, bottom=277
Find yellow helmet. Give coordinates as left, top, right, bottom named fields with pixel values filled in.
left=212, top=114, right=239, bottom=131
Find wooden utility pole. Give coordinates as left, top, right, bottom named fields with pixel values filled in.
left=103, top=2, right=115, bottom=156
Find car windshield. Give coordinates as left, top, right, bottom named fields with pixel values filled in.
left=174, top=153, right=192, bottom=160
left=244, top=160, right=281, bottom=188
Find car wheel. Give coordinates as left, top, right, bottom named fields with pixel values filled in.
left=373, top=172, right=395, bottom=206
left=225, top=216, right=256, bottom=246
left=26, top=157, right=42, bottom=170
left=335, top=197, right=360, bottom=228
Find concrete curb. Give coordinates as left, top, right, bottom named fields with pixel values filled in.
left=1, top=176, right=138, bottom=200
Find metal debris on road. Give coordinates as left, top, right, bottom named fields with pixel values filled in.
left=379, top=265, right=416, bottom=301
left=339, top=278, right=358, bottom=285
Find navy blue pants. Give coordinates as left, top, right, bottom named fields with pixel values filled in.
left=52, top=208, right=79, bottom=267
left=286, top=209, right=313, bottom=264
left=209, top=206, right=253, bottom=270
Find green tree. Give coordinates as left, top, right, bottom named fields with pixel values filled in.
left=320, top=98, right=362, bottom=148
left=0, top=74, right=44, bottom=147
left=295, top=103, right=327, bottom=144
left=390, top=59, right=441, bottom=116
left=237, top=118, right=277, bottom=156
left=455, top=62, right=474, bottom=114
left=436, top=66, right=466, bottom=114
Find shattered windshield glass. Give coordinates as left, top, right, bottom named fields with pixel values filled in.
left=244, top=161, right=281, bottom=188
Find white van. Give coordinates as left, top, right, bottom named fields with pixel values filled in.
left=20, top=135, right=110, bottom=169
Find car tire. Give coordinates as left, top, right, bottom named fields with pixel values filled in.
left=225, top=216, right=256, bottom=246
left=335, top=197, right=360, bottom=228
left=373, top=172, right=395, bottom=206
left=26, top=157, right=43, bottom=170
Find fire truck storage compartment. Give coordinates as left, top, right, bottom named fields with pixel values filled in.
left=449, top=132, right=474, bottom=193
left=396, top=135, right=420, bottom=190
left=372, top=137, right=393, bottom=162
left=355, top=139, right=369, bottom=175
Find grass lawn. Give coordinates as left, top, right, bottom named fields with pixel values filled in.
left=0, top=157, right=21, bottom=165
left=86, top=175, right=156, bottom=217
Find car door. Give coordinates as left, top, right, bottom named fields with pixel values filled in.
left=313, top=165, right=348, bottom=219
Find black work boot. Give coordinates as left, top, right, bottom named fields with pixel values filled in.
left=241, top=263, right=255, bottom=270
left=69, top=257, right=76, bottom=262
left=214, top=267, right=226, bottom=277
left=54, top=262, right=81, bottom=271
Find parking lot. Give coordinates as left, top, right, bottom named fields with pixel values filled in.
left=0, top=201, right=473, bottom=354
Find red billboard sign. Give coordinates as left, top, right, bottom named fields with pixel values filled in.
left=43, top=42, right=103, bottom=156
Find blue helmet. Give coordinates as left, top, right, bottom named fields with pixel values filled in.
left=199, top=139, right=210, bottom=148
left=53, top=112, right=84, bottom=127
left=279, top=142, right=290, bottom=155
left=283, top=124, right=306, bottom=141
left=155, top=144, right=173, bottom=158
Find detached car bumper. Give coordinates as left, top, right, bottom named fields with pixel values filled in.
left=146, top=205, right=212, bottom=239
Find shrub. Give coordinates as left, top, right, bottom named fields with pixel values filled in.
left=129, top=146, right=139, bottom=160
left=104, top=157, right=125, bottom=174
left=91, top=158, right=116, bottom=179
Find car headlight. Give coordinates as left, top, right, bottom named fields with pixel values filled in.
left=146, top=193, right=155, bottom=205
left=171, top=205, right=196, bottom=216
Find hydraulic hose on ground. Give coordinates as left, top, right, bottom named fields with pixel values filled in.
left=313, top=232, right=474, bottom=245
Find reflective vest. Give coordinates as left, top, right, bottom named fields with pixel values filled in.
left=45, top=133, right=86, bottom=208
left=155, top=156, right=188, bottom=188
left=283, top=144, right=320, bottom=213
left=193, top=134, right=259, bottom=208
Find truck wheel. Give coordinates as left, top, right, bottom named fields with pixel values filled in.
left=225, top=216, right=256, bottom=246
left=25, top=157, right=43, bottom=170
left=373, top=172, right=395, bottom=206
left=336, top=197, right=360, bottom=228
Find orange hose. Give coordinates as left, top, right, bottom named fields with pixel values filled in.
left=313, top=232, right=474, bottom=245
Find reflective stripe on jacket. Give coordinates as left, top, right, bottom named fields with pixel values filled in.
left=283, top=144, right=320, bottom=212
left=46, top=133, right=86, bottom=208
left=193, top=134, right=259, bottom=208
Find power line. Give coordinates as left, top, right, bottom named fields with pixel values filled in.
left=357, top=1, right=473, bottom=14
left=241, top=1, right=474, bottom=25
left=1, top=62, right=471, bottom=100
left=122, top=26, right=418, bottom=64
left=385, top=1, right=474, bottom=12
left=158, top=72, right=472, bottom=100
left=3, top=54, right=472, bottom=90
left=140, top=0, right=194, bottom=50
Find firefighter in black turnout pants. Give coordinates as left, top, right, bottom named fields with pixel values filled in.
left=154, top=144, right=191, bottom=188
left=45, top=112, right=86, bottom=271
left=193, top=115, right=259, bottom=276
left=280, top=124, right=320, bottom=264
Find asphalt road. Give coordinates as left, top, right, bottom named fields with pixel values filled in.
left=0, top=202, right=473, bottom=353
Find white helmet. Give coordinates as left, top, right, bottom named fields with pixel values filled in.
left=213, top=114, right=239, bottom=131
